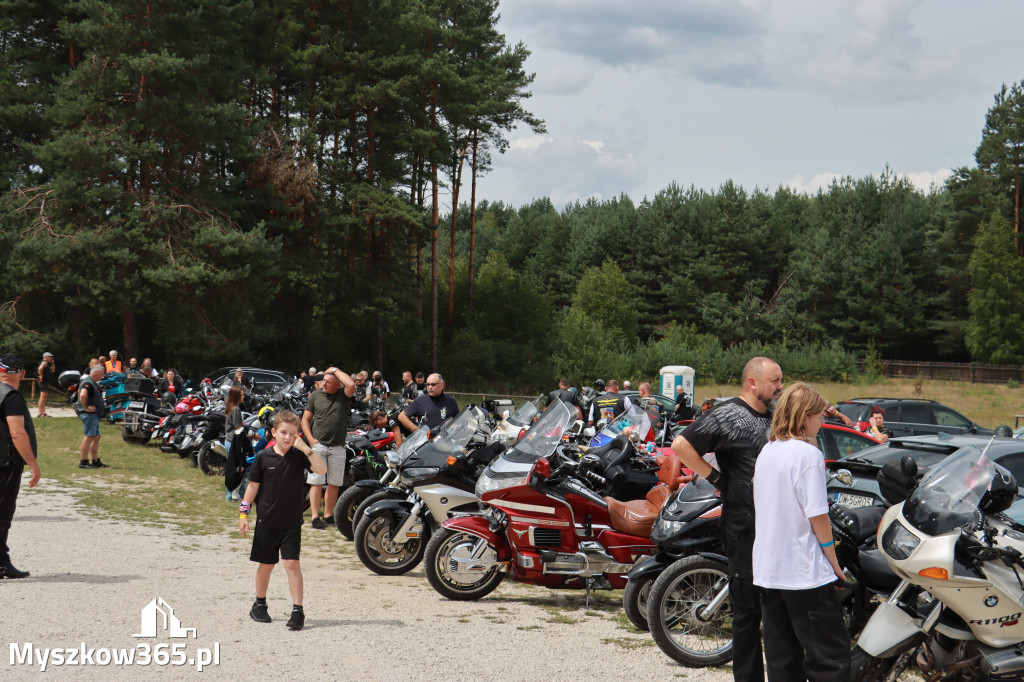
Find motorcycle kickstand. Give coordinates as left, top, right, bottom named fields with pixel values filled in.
left=585, top=578, right=594, bottom=609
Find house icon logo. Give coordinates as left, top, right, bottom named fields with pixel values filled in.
left=133, top=597, right=197, bottom=639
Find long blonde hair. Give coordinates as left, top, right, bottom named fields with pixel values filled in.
left=769, top=382, right=829, bottom=443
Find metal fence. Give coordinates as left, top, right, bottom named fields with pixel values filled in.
left=869, top=360, right=1024, bottom=384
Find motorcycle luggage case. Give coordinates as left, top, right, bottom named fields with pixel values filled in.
left=125, top=377, right=155, bottom=394
left=877, top=456, right=919, bottom=505
left=58, top=370, right=81, bottom=389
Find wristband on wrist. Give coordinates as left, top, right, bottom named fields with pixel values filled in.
left=705, top=468, right=720, bottom=485
left=819, top=539, right=835, bottom=548
left=239, top=501, right=252, bottom=515
left=239, top=514, right=248, bottom=520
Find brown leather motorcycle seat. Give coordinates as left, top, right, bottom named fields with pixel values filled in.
left=605, top=484, right=673, bottom=537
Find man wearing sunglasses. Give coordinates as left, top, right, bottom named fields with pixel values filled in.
left=398, top=373, right=459, bottom=433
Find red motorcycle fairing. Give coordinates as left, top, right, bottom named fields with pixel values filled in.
left=441, top=515, right=514, bottom=561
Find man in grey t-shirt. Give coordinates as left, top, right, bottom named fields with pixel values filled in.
left=301, top=367, right=355, bottom=529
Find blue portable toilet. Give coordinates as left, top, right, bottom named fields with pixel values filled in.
left=659, top=365, right=694, bottom=409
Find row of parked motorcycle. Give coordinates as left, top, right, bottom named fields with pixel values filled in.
left=62, top=366, right=1024, bottom=678
left=330, top=394, right=1024, bottom=680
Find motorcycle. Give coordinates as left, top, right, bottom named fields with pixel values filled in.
left=353, top=406, right=496, bottom=575
left=333, top=427, right=429, bottom=540
left=423, top=399, right=682, bottom=603
left=850, top=445, right=1024, bottom=681
left=119, top=377, right=165, bottom=445
left=488, top=397, right=542, bottom=446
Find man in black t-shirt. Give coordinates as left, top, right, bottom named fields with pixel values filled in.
left=0, top=354, right=42, bottom=579
left=545, top=378, right=582, bottom=419
left=399, top=371, right=418, bottom=405
left=672, top=356, right=783, bottom=682
left=587, top=379, right=633, bottom=425
left=399, top=373, right=459, bottom=432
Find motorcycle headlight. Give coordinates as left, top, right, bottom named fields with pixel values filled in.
left=881, top=520, right=920, bottom=561
left=475, top=470, right=527, bottom=497
left=650, top=518, right=686, bottom=544
left=400, top=467, right=439, bottom=486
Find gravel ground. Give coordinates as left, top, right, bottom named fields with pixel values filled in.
left=2, top=474, right=735, bottom=681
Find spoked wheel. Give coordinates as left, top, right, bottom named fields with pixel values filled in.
left=623, top=573, right=656, bottom=632
left=353, top=509, right=426, bottom=576
left=197, top=440, right=227, bottom=476
left=424, top=528, right=504, bottom=601
left=647, top=556, right=733, bottom=667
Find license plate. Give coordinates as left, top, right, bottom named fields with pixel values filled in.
left=833, top=492, right=874, bottom=508
left=128, top=401, right=144, bottom=409
left=185, top=425, right=194, bottom=433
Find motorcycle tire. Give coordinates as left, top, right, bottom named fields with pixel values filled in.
left=623, top=573, right=656, bottom=632
left=647, top=555, right=733, bottom=667
left=353, top=508, right=426, bottom=576
left=424, top=528, right=504, bottom=601
left=848, top=645, right=913, bottom=682
left=333, top=485, right=378, bottom=540
left=197, top=440, right=227, bottom=477
left=350, top=489, right=406, bottom=539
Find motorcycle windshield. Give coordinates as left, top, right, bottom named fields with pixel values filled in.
left=425, top=406, right=485, bottom=456
left=505, top=398, right=541, bottom=427
left=271, top=379, right=303, bottom=402
left=503, top=400, right=572, bottom=464
left=902, top=446, right=994, bottom=536
left=601, top=405, right=650, bottom=440
left=395, top=427, right=430, bottom=463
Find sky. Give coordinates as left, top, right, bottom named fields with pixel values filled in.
left=468, top=0, right=1024, bottom=210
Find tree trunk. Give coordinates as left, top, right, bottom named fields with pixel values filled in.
left=431, top=157, right=439, bottom=371
left=468, top=130, right=479, bottom=312
left=122, top=305, right=138, bottom=361
left=448, top=141, right=468, bottom=326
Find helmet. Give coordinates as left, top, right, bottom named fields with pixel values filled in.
left=995, top=425, right=1013, bottom=438
left=161, top=391, right=176, bottom=404
left=594, top=379, right=605, bottom=391
left=980, top=463, right=1018, bottom=514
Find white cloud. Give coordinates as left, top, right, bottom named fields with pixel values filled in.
left=784, top=168, right=954, bottom=195
left=509, top=136, right=548, bottom=154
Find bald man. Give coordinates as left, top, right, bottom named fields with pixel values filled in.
left=672, top=356, right=783, bottom=682
left=399, top=373, right=459, bottom=432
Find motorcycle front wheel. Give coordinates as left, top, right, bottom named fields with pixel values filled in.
left=424, top=528, right=504, bottom=601
left=623, top=573, right=656, bottom=632
left=647, top=556, right=733, bottom=667
left=353, top=509, right=425, bottom=576
left=348, top=489, right=405, bottom=539
left=848, top=645, right=915, bottom=682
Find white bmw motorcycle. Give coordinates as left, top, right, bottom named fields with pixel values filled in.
left=852, top=445, right=1024, bottom=681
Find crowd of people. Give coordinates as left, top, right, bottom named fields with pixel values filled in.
left=5, top=347, right=857, bottom=665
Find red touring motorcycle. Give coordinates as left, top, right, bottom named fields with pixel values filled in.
left=424, top=399, right=690, bottom=601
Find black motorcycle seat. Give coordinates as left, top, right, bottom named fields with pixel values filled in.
left=831, top=504, right=886, bottom=543
left=859, top=548, right=901, bottom=590
left=586, top=435, right=630, bottom=468
left=348, top=435, right=374, bottom=450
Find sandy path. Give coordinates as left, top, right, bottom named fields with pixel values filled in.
left=1, top=479, right=733, bottom=680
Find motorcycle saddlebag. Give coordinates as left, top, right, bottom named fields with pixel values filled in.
left=58, top=370, right=81, bottom=389
left=125, top=377, right=155, bottom=394
left=877, top=455, right=919, bottom=506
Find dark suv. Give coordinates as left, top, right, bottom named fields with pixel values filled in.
left=836, top=398, right=995, bottom=439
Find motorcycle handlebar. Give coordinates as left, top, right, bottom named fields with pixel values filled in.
left=583, top=469, right=607, bottom=487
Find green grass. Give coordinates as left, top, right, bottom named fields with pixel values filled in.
left=28, top=418, right=248, bottom=537
left=602, top=636, right=654, bottom=649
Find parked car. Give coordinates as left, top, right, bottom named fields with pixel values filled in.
left=666, top=420, right=877, bottom=462
left=205, top=367, right=293, bottom=391
left=827, top=433, right=1024, bottom=509
left=836, top=398, right=998, bottom=438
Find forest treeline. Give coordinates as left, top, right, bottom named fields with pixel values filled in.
left=2, top=1, right=1024, bottom=390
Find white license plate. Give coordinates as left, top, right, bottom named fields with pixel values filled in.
left=128, top=401, right=144, bottom=409
left=834, top=492, right=874, bottom=508
left=185, top=425, right=194, bottom=433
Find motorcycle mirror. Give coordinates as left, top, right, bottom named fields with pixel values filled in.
left=531, top=457, right=551, bottom=479
left=583, top=426, right=595, bottom=439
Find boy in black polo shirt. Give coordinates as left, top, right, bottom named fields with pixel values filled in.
left=239, top=410, right=326, bottom=630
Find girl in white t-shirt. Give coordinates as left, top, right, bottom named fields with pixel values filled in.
left=753, top=382, right=849, bottom=681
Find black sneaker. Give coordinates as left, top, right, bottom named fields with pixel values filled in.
left=78, top=460, right=94, bottom=469
left=286, top=610, right=305, bottom=631
left=322, top=516, right=335, bottom=528
left=249, top=601, right=271, bottom=623
left=0, top=562, right=30, bottom=579
left=91, top=459, right=110, bottom=468
left=310, top=517, right=327, bottom=530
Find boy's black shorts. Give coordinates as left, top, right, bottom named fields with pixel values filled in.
left=250, top=524, right=302, bottom=564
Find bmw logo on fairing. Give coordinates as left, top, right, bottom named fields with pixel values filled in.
left=985, top=595, right=999, bottom=607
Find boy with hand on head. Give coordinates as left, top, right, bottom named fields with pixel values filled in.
left=239, top=410, right=326, bottom=631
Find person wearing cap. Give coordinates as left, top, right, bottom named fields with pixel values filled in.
left=0, top=353, right=42, bottom=578
left=77, top=364, right=110, bottom=469
left=104, top=350, right=123, bottom=374
left=37, top=352, right=55, bottom=418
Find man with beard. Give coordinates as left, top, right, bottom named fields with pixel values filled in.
left=672, top=356, right=783, bottom=682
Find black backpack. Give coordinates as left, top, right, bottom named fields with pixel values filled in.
left=224, top=430, right=255, bottom=491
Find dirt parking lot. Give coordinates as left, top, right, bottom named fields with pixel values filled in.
left=3, top=480, right=734, bottom=680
